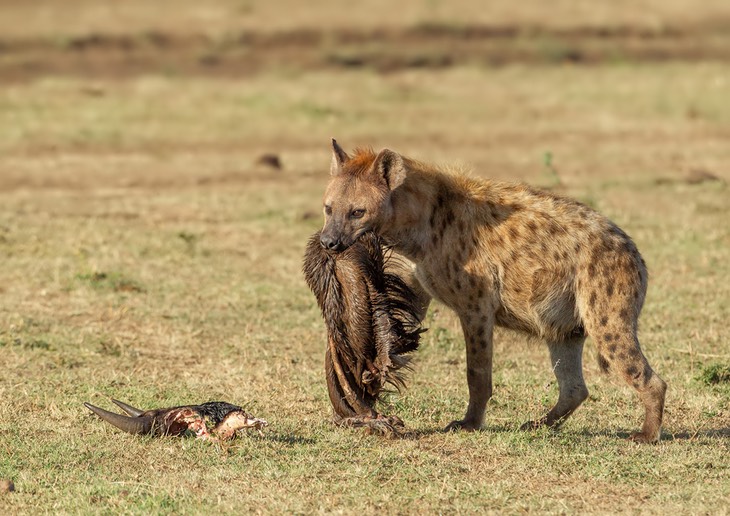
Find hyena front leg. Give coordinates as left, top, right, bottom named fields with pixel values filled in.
left=521, top=336, right=589, bottom=430
left=398, top=265, right=432, bottom=323
left=445, top=313, right=495, bottom=432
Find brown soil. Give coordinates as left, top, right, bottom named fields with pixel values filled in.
left=1, top=22, right=729, bottom=82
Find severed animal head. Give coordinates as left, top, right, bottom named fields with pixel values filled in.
left=84, top=399, right=267, bottom=440
left=303, top=229, right=425, bottom=432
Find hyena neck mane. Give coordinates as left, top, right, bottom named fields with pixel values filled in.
left=382, top=159, right=498, bottom=261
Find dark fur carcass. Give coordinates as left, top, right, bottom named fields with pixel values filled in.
left=302, top=230, right=425, bottom=435
left=84, top=399, right=267, bottom=441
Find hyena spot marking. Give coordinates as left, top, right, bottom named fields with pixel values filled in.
left=606, top=284, right=615, bottom=297
left=608, top=343, right=617, bottom=353
left=604, top=333, right=615, bottom=343
left=643, top=363, right=653, bottom=384
left=598, top=355, right=611, bottom=373
left=628, top=347, right=642, bottom=359
left=527, top=220, right=538, bottom=232
left=626, top=365, right=640, bottom=382
left=619, top=308, right=630, bottom=322
left=600, top=316, right=608, bottom=327
left=588, top=263, right=596, bottom=275
left=591, top=246, right=603, bottom=262
left=508, top=226, right=521, bottom=241
left=589, top=291, right=597, bottom=308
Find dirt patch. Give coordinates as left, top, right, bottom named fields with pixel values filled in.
left=1, top=22, right=729, bottom=81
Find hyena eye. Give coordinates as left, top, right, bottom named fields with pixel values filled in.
left=324, top=205, right=332, bottom=216
left=350, top=209, right=365, bottom=219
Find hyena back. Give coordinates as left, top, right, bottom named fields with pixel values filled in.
left=320, top=139, right=667, bottom=443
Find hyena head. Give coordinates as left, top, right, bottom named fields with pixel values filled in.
left=320, top=139, right=406, bottom=251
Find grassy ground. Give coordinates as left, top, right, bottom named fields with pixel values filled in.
left=1, top=1, right=729, bottom=514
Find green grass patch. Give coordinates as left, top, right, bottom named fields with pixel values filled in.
left=697, top=363, right=730, bottom=386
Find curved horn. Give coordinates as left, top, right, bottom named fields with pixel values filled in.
left=111, top=399, right=145, bottom=417
left=84, top=402, right=153, bottom=435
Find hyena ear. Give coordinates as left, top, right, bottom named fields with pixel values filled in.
left=330, top=138, right=349, bottom=176
left=373, top=149, right=406, bottom=190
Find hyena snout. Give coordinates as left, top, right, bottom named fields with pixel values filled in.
left=320, top=231, right=348, bottom=252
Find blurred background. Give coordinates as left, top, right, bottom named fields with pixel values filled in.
left=2, top=0, right=729, bottom=184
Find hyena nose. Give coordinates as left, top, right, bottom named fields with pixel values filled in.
left=320, top=234, right=342, bottom=251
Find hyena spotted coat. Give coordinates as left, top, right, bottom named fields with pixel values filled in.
left=320, top=140, right=667, bottom=443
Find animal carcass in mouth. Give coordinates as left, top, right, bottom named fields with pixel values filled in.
left=84, top=399, right=267, bottom=441
left=303, top=230, right=425, bottom=435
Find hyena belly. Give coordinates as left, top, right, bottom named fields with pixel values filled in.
left=496, top=265, right=582, bottom=341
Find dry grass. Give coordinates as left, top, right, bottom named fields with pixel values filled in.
left=1, top=1, right=729, bottom=514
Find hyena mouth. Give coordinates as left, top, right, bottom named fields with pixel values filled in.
left=320, top=229, right=371, bottom=253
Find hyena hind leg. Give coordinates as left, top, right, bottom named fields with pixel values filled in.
left=521, top=336, right=589, bottom=431
left=595, top=332, right=667, bottom=443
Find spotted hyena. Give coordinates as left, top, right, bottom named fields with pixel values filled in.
left=320, top=139, right=667, bottom=443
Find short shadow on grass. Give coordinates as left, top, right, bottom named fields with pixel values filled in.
left=399, top=423, right=515, bottom=439
left=662, top=428, right=730, bottom=441
left=250, top=431, right=316, bottom=446
left=565, top=427, right=730, bottom=441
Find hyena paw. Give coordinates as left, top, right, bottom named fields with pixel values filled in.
left=520, top=415, right=563, bottom=431
left=444, top=419, right=481, bottom=432
left=519, top=420, right=544, bottom=431
left=628, top=431, right=660, bottom=444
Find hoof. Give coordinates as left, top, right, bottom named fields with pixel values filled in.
left=444, top=419, right=480, bottom=432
